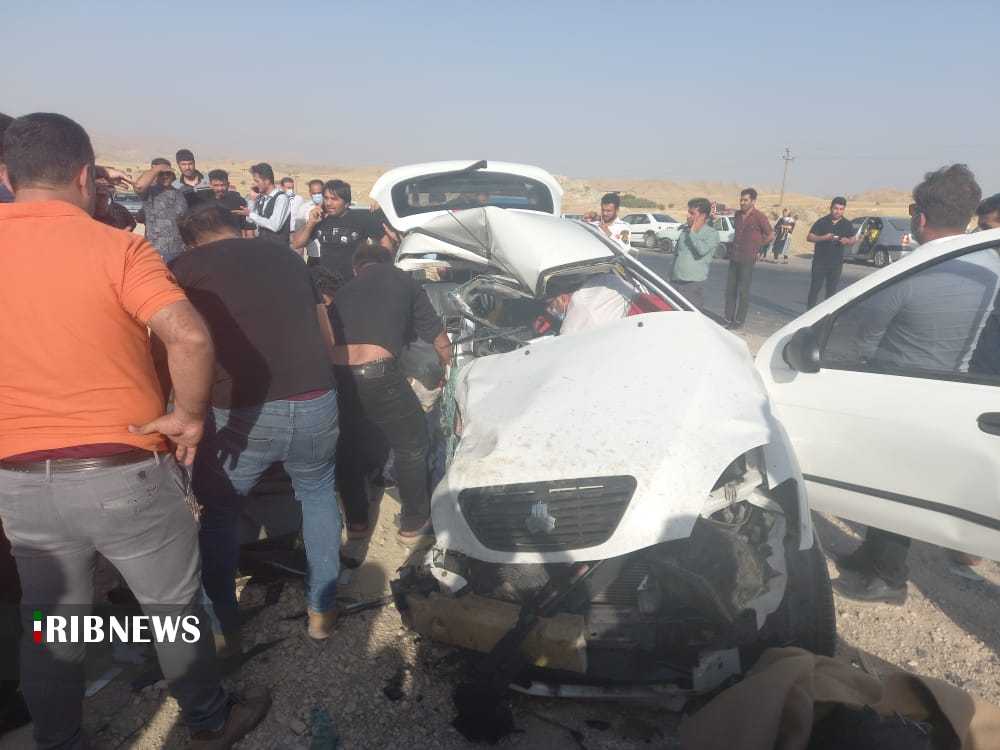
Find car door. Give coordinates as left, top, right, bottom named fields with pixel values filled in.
left=756, top=235, right=1000, bottom=559
left=846, top=218, right=867, bottom=260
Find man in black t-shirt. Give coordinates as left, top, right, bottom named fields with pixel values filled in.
left=172, top=204, right=342, bottom=643
left=194, top=169, right=252, bottom=235
left=806, top=197, right=859, bottom=308
left=291, top=179, right=380, bottom=280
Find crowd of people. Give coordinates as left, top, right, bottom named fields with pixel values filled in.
left=1, top=107, right=999, bottom=750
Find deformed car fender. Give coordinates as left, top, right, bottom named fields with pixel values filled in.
left=432, top=312, right=811, bottom=564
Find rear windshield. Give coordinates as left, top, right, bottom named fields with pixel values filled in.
left=652, top=213, right=676, bottom=223
left=391, top=171, right=555, bottom=219
left=887, top=218, right=911, bottom=232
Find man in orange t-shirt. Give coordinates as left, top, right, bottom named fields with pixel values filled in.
left=0, top=113, right=270, bottom=749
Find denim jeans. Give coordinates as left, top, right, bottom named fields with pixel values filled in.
left=0, top=456, right=228, bottom=749
left=335, top=363, right=431, bottom=532
left=193, top=390, right=340, bottom=632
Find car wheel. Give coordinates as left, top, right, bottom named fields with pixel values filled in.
left=873, top=248, right=890, bottom=268
left=644, top=231, right=657, bottom=249
left=750, top=532, right=836, bottom=664
left=659, top=237, right=674, bottom=253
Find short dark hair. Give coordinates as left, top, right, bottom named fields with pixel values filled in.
left=177, top=204, right=238, bottom=246
left=280, top=176, right=294, bottom=187
left=309, top=266, right=346, bottom=298
left=151, top=157, right=171, bottom=167
left=352, top=241, right=392, bottom=268
left=688, top=197, right=711, bottom=217
left=175, top=149, right=195, bottom=162
left=740, top=187, right=758, bottom=201
left=600, top=192, right=620, bottom=208
left=976, top=193, right=1000, bottom=218
left=831, top=196, right=847, bottom=208
left=250, top=162, right=275, bottom=183
left=3, top=113, right=95, bottom=190
left=0, top=112, right=13, bottom=161
left=324, top=179, right=352, bottom=204
left=308, top=179, right=324, bottom=191
left=208, top=169, right=229, bottom=183
left=912, top=164, right=982, bottom=230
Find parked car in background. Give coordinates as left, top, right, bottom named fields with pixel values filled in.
left=622, top=212, right=681, bottom=250
left=845, top=216, right=917, bottom=267
left=756, top=227, right=1000, bottom=563
left=562, top=213, right=584, bottom=220
left=114, top=191, right=144, bottom=222
left=712, top=214, right=736, bottom=256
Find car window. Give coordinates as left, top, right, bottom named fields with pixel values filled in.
left=713, top=218, right=725, bottom=231
left=633, top=215, right=648, bottom=224
left=391, top=171, right=555, bottom=219
left=652, top=214, right=676, bottom=223
left=820, top=244, right=1000, bottom=383
left=622, top=215, right=637, bottom=224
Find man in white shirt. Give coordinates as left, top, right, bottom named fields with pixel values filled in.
left=547, top=272, right=634, bottom=335
left=233, top=163, right=292, bottom=243
left=280, top=176, right=306, bottom=240
left=292, top=179, right=325, bottom=260
left=589, top=193, right=630, bottom=249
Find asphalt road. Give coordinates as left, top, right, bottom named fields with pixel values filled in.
left=633, top=249, right=878, bottom=346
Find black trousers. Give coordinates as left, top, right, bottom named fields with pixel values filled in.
left=807, top=254, right=844, bottom=309
left=856, top=528, right=912, bottom=588
left=724, top=259, right=754, bottom=324
left=334, top=361, right=431, bottom=532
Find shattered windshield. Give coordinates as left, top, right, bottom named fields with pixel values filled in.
left=391, top=171, right=555, bottom=219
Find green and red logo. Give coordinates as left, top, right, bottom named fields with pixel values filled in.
left=33, top=610, right=43, bottom=644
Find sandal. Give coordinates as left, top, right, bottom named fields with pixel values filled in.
left=397, top=522, right=434, bottom=547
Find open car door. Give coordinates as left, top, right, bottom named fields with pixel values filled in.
left=755, top=230, right=1000, bottom=560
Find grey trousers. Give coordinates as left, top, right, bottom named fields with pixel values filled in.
left=724, top=259, right=755, bottom=324
left=0, top=455, right=228, bottom=750
left=670, top=279, right=705, bottom=310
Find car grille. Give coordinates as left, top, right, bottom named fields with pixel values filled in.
left=458, top=476, right=636, bottom=552
left=590, top=559, right=652, bottom=607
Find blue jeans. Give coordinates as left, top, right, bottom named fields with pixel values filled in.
left=193, top=391, right=340, bottom=632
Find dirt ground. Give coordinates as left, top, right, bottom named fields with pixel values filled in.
left=4, top=483, right=998, bottom=750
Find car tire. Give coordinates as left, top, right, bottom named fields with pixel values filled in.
left=659, top=237, right=674, bottom=253
left=644, top=231, right=657, bottom=250
left=748, top=531, right=836, bottom=665
left=873, top=248, right=890, bottom=268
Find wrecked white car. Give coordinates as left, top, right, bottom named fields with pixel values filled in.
left=373, top=163, right=834, bottom=701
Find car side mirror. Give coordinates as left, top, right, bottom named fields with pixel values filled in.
left=783, top=327, right=821, bottom=373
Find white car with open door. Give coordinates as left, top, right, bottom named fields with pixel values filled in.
left=756, top=228, right=1000, bottom=562
left=375, top=162, right=836, bottom=703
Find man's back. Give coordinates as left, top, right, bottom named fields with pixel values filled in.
left=169, top=237, right=333, bottom=407
left=0, top=200, right=185, bottom=458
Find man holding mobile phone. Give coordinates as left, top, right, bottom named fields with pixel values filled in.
left=805, top=197, right=858, bottom=308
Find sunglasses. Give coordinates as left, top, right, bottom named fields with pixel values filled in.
left=908, top=202, right=921, bottom=217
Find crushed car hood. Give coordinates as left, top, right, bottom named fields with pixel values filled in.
left=402, top=206, right=619, bottom=295
left=434, top=312, right=799, bottom=563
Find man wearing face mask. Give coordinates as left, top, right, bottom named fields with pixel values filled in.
left=292, top=179, right=325, bottom=260
left=291, top=179, right=381, bottom=281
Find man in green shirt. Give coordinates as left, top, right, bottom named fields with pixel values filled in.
left=669, top=197, right=719, bottom=309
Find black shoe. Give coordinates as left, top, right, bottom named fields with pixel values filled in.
left=833, top=574, right=907, bottom=605
left=832, top=548, right=873, bottom=576
left=190, top=687, right=272, bottom=749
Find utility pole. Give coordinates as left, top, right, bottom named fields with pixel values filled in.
left=778, top=147, right=795, bottom=207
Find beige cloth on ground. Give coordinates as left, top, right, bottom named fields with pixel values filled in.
left=680, top=647, right=1000, bottom=750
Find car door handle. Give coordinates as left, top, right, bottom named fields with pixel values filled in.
left=977, top=412, right=1000, bottom=436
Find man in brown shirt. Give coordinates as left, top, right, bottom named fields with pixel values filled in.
left=0, top=113, right=270, bottom=749
left=725, top=187, right=773, bottom=329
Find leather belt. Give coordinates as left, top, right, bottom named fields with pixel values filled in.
left=339, top=358, right=398, bottom=380
left=0, top=449, right=157, bottom=474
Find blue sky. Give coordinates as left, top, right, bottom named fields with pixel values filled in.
left=2, top=0, right=996, bottom=196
